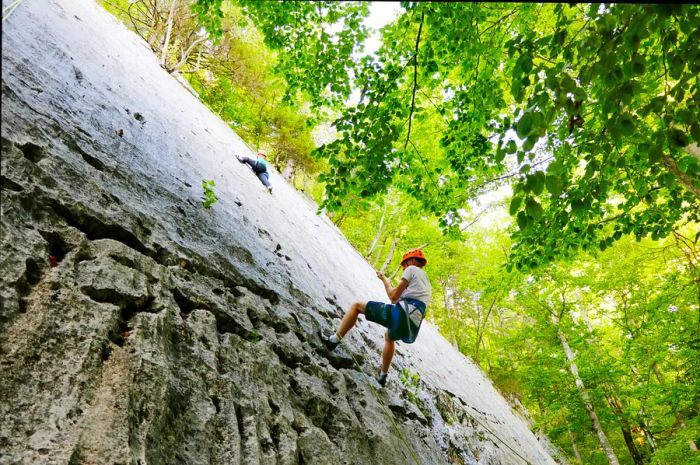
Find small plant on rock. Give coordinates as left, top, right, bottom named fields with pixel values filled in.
left=400, top=367, right=421, bottom=404
left=201, top=180, right=217, bottom=208
left=249, top=329, right=262, bottom=343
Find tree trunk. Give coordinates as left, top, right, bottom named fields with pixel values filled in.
left=553, top=314, right=621, bottom=465
left=146, top=1, right=160, bottom=48
left=651, top=362, right=698, bottom=451
left=380, top=237, right=397, bottom=274
left=169, top=35, right=207, bottom=73
left=663, top=153, right=700, bottom=199
left=537, top=394, right=546, bottom=417
left=606, top=394, right=644, bottom=465
left=637, top=414, right=657, bottom=453
left=453, top=293, right=463, bottom=351
left=389, top=265, right=401, bottom=281
left=474, top=291, right=499, bottom=366
left=568, top=430, right=583, bottom=464
left=371, top=236, right=387, bottom=269
left=365, top=207, right=386, bottom=258
left=160, top=0, right=178, bottom=66
left=282, top=158, right=294, bottom=181
left=440, top=277, right=458, bottom=348
left=331, top=211, right=347, bottom=227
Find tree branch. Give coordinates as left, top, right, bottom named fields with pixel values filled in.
left=407, top=138, right=440, bottom=194
left=169, top=35, right=208, bottom=73
left=459, top=208, right=489, bottom=232
left=479, top=10, right=516, bottom=38
left=403, top=10, right=425, bottom=151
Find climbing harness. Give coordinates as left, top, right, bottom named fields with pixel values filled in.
left=253, top=158, right=267, bottom=174
left=396, top=298, right=425, bottom=344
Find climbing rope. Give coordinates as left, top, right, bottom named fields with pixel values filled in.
left=458, top=402, right=534, bottom=465
left=2, top=0, right=23, bottom=22
left=338, top=336, right=534, bottom=465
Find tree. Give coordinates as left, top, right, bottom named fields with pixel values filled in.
left=102, top=0, right=210, bottom=74
left=500, top=234, right=700, bottom=465
left=310, top=3, right=700, bottom=269
left=503, top=4, right=700, bottom=269
left=519, top=269, right=622, bottom=465
left=194, top=0, right=371, bottom=109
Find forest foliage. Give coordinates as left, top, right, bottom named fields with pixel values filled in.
left=100, top=2, right=699, bottom=464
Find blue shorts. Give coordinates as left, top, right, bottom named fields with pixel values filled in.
left=364, top=299, right=425, bottom=343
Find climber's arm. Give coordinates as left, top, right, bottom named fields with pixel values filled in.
left=388, top=278, right=409, bottom=303
left=237, top=156, right=254, bottom=168
left=377, top=271, right=409, bottom=303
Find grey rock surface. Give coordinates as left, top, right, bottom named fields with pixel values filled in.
left=1, top=1, right=559, bottom=464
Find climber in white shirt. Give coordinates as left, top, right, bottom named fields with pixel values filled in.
left=319, top=249, right=432, bottom=387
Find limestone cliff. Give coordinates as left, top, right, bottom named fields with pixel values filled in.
left=0, top=1, right=562, bottom=464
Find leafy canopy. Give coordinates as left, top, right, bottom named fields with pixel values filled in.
left=306, top=3, right=700, bottom=269
left=195, top=0, right=370, bottom=109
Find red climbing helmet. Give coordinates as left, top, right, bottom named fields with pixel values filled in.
left=401, top=249, right=427, bottom=266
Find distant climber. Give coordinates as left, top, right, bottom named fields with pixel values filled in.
left=319, top=249, right=432, bottom=387
left=237, top=150, right=273, bottom=193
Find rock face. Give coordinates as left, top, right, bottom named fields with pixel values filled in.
left=0, top=1, right=560, bottom=464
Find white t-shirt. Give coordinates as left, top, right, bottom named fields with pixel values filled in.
left=400, top=265, right=432, bottom=305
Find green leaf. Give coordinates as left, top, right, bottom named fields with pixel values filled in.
left=659, top=172, right=676, bottom=187
left=201, top=178, right=218, bottom=208
left=527, top=171, right=546, bottom=195
left=516, top=113, right=533, bottom=138
left=523, top=137, right=536, bottom=151
left=526, top=198, right=544, bottom=220
left=678, top=156, right=698, bottom=174
left=517, top=211, right=529, bottom=230
left=647, top=146, right=663, bottom=164
left=560, top=74, right=576, bottom=93
left=495, top=147, right=506, bottom=162
left=571, top=198, right=585, bottom=213
left=510, top=195, right=523, bottom=215
left=669, top=129, right=689, bottom=148
left=547, top=160, right=562, bottom=175
left=511, top=79, right=525, bottom=103
left=632, top=56, right=646, bottom=75
left=619, top=114, right=636, bottom=136
left=531, top=112, right=545, bottom=136
left=545, top=174, right=563, bottom=197
left=669, top=54, right=685, bottom=80
left=691, top=123, right=700, bottom=143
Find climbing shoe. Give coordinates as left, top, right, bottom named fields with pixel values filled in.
left=267, top=186, right=273, bottom=194
left=376, top=371, right=388, bottom=387
left=318, top=328, right=339, bottom=351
